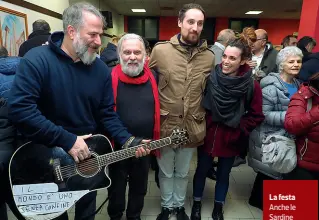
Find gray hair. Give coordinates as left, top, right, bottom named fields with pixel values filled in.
left=33, top=19, right=51, bottom=32
left=117, top=33, right=146, bottom=55
left=62, top=2, right=106, bottom=33
left=276, top=46, right=303, bottom=73
left=216, top=29, right=235, bottom=45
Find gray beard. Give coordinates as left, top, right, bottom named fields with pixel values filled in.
left=73, top=38, right=97, bottom=65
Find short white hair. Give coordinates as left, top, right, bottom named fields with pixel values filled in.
left=276, top=46, right=303, bottom=73
left=117, top=33, right=146, bottom=55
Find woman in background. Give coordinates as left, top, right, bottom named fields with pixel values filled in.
left=248, top=46, right=303, bottom=210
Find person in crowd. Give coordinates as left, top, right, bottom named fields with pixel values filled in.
left=191, top=27, right=264, bottom=220
left=8, top=3, right=150, bottom=220
left=18, top=19, right=51, bottom=57
left=205, top=29, right=236, bottom=179
left=0, top=46, right=21, bottom=220
left=281, top=35, right=298, bottom=48
left=234, top=28, right=278, bottom=167
left=248, top=46, right=303, bottom=210
left=107, top=33, right=160, bottom=220
left=297, top=36, right=317, bottom=62
left=100, top=33, right=126, bottom=68
left=210, top=29, right=236, bottom=64
left=142, top=37, right=152, bottom=64
left=284, top=72, right=319, bottom=180
left=149, top=3, right=215, bottom=220
left=298, top=51, right=319, bottom=82
left=247, top=29, right=278, bottom=80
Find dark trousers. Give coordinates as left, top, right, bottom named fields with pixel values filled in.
left=151, top=154, right=160, bottom=188
left=284, top=166, right=319, bottom=180
left=107, top=155, right=150, bottom=219
left=249, top=172, right=275, bottom=209
left=193, top=147, right=235, bottom=203
left=56, top=191, right=97, bottom=220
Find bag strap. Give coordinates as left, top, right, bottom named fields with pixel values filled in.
left=307, top=98, right=313, bottom=112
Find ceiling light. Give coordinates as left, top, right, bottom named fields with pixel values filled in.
left=245, top=11, right=263, bottom=15
left=132, top=9, right=146, bottom=12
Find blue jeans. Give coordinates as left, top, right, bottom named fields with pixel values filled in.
left=193, top=147, right=235, bottom=203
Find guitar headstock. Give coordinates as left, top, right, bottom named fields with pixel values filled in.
left=169, top=129, right=189, bottom=146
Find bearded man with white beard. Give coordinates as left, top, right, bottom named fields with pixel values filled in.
left=107, top=34, right=160, bottom=220
left=8, top=3, right=150, bottom=220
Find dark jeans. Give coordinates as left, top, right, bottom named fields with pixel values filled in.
left=107, top=155, right=150, bottom=219
left=1, top=151, right=26, bottom=220
left=193, top=147, right=235, bottom=203
left=249, top=172, right=275, bottom=209
left=151, top=154, right=160, bottom=188
left=55, top=191, right=97, bottom=220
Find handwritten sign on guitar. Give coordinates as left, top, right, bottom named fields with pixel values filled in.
left=13, top=183, right=89, bottom=217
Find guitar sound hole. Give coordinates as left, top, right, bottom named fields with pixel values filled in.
left=76, top=156, right=100, bottom=177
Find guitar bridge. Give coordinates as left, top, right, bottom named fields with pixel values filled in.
left=52, top=159, right=64, bottom=183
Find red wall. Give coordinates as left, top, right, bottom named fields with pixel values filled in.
left=259, top=19, right=299, bottom=45
left=124, top=16, right=300, bottom=45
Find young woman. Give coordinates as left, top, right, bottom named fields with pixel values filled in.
left=191, top=28, right=265, bottom=220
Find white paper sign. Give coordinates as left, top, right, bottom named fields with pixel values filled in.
left=13, top=183, right=89, bottom=217
left=13, top=183, right=58, bottom=195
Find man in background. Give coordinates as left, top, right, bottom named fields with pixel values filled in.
left=19, top=19, right=51, bottom=57
left=210, top=29, right=235, bottom=64
left=247, top=29, right=278, bottom=80
left=281, top=35, right=298, bottom=48
left=0, top=46, right=21, bottom=220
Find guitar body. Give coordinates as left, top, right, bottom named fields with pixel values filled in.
left=8, top=129, right=189, bottom=220
left=9, top=135, right=113, bottom=220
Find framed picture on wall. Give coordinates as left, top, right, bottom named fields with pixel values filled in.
left=0, top=6, right=28, bottom=56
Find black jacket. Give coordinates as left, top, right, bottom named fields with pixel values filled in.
left=259, top=43, right=278, bottom=75
left=298, top=52, right=319, bottom=82
left=18, top=30, right=51, bottom=57
left=100, top=42, right=119, bottom=69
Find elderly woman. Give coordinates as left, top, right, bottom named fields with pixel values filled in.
left=284, top=72, right=319, bottom=180
left=248, top=46, right=303, bottom=210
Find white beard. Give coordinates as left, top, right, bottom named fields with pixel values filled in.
left=120, top=56, right=145, bottom=77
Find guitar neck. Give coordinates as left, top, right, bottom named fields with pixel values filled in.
left=98, top=137, right=171, bottom=166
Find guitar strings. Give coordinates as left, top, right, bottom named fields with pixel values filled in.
left=58, top=138, right=176, bottom=177
left=59, top=140, right=173, bottom=176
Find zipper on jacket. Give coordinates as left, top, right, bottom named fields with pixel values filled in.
left=211, top=124, right=219, bottom=154
left=300, top=138, right=308, bottom=161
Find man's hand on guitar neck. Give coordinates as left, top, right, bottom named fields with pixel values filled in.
left=68, top=134, right=92, bottom=163
left=125, top=137, right=151, bottom=158
left=135, top=139, right=151, bottom=158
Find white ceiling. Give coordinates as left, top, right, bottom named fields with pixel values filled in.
left=103, top=0, right=302, bottom=19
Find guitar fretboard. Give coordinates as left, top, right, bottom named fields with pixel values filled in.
left=97, top=137, right=171, bottom=166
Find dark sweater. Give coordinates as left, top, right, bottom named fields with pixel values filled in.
left=8, top=31, right=131, bottom=151
left=116, top=80, right=155, bottom=149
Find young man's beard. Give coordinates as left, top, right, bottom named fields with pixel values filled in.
left=182, top=32, right=199, bottom=45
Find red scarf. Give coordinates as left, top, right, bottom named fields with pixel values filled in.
left=111, top=64, right=160, bottom=157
